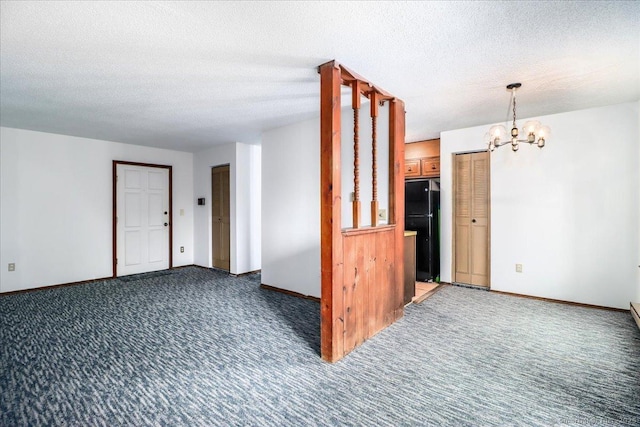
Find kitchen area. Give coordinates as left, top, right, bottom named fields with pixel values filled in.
left=404, top=138, right=441, bottom=304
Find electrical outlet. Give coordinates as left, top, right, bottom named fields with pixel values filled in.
left=180, top=246, right=185, bottom=253
left=515, top=264, right=523, bottom=273
left=378, top=209, right=387, bottom=221
left=8, top=263, right=15, bottom=272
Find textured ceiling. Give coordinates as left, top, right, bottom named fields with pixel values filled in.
left=1, top=1, right=639, bottom=152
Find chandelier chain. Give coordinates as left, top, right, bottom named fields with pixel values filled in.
left=512, top=90, right=517, bottom=130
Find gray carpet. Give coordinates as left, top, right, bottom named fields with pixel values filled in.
left=1, top=266, right=639, bottom=426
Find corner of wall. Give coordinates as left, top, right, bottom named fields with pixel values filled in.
left=636, top=100, right=640, bottom=304
left=233, top=142, right=262, bottom=274
left=192, top=142, right=261, bottom=275
left=260, top=118, right=321, bottom=298
left=192, top=143, right=236, bottom=270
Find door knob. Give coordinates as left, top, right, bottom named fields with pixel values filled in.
left=164, top=223, right=168, bottom=226
left=472, top=219, right=477, bottom=223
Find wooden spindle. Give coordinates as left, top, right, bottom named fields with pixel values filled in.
left=370, top=92, right=379, bottom=227
left=352, top=80, right=361, bottom=228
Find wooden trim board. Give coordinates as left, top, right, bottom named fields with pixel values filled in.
left=1, top=265, right=199, bottom=296
left=490, top=289, right=629, bottom=313
left=0, top=276, right=114, bottom=296
left=631, top=303, right=640, bottom=332
left=260, top=284, right=320, bottom=303
left=411, top=282, right=443, bottom=305
left=231, top=270, right=261, bottom=277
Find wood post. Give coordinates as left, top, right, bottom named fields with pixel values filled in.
left=390, top=98, right=406, bottom=318
left=319, top=61, right=344, bottom=362
left=370, top=92, right=379, bottom=227
left=352, top=80, right=361, bottom=229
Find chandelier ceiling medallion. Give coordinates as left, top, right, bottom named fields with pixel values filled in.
left=486, top=83, right=550, bottom=152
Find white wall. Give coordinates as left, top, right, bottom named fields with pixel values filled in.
left=440, top=102, right=639, bottom=309
left=193, top=142, right=260, bottom=275
left=249, top=144, right=262, bottom=273
left=0, top=127, right=194, bottom=293
left=261, top=102, right=392, bottom=298
left=235, top=143, right=261, bottom=274
left=261, top=118, right=321, bottom=297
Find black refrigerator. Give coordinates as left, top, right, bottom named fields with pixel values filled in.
left=405, top=179, right=440, bottom=282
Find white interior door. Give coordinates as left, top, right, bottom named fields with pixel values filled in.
left=116, top=164, right=170, bottom=276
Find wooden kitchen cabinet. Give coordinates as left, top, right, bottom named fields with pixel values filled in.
left=404, top=159, right=421, bottom=177
left=405, top=138, right=440, bottom=179
left=421, top=157, right=440, bottom=177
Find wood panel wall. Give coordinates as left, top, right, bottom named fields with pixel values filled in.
left=319, top=60, right=405, bottom=363
left=342, top=226, right=398, bottom=351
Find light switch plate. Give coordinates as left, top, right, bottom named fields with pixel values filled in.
left=8, top=263, right=15, bottom=271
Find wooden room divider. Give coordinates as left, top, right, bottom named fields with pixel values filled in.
left=319, top=60, right=406, bottom=362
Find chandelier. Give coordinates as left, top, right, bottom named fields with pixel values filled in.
left=486, top=83, right=550, bottom=152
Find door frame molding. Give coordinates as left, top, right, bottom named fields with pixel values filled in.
left=112, top=160, right=173, bottom=278
left=451, top=150, right=491, bottom=287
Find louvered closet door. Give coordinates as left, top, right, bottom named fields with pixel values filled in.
left=454, top=152, right=489, bottom=287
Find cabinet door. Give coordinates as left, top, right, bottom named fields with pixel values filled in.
left=405, top=159, right=420, bottom=177
left=421, top=157, right=440, bottom=177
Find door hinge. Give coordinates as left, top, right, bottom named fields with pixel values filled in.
left=116, top=258, right=118, bottom=265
